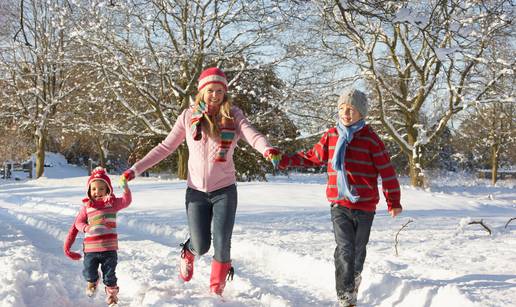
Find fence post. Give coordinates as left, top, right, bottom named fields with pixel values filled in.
left=28, top=162, right=33, bottom=179
left=88, top=158, right=93, bottom=175
left=7, top=163, right=12, bottom=179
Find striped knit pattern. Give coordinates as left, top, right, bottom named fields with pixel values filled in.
left=83, top=204, right=119, bottom=253
left=279, top=125, right=401, bottom=212
left=215, top=121, right=236, bottom=162
left=198, top=74, right=227, bottom=91
left=198, top=67, right=228, bottom=91
left=190, top=103, right=236, bottom=162
left=191, top=102, right=205, bottom=141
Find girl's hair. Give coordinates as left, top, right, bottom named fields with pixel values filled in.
left=194, top=87, right=233, bottom=138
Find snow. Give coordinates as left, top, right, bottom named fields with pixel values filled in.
left=0, top=156, right=515, bottom=306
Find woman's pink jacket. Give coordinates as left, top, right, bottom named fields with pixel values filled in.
left=132, top=106, right=273, bottom=192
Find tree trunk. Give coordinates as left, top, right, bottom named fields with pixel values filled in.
left=94, top=137, right=106, bottom=167
left=408, top=153, right=425, bottom=188
left=491, top=143, right=499, bottom=185
left=35, top=130, right=46, bottom=178
left=175, top=94, right=191, bottom=180
left=177, top=144, right=188, bottom=180
left=405, top=123, right=426, bottom=188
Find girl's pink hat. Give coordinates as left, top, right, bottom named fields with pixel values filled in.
left=198, top=67, right=228, bottom=91
left=87, top=166, right=113, bottom=197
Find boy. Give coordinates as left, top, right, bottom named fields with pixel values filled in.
left=64, top=167, right=131, bottom=306
left=279, top=88, right=402, bottom=307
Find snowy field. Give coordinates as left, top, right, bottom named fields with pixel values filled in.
left=0, top=153, right=515, bottom=307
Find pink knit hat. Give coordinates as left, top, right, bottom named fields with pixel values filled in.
left=198, top=67, right=228, bottom=91
left=87, top=166, right=113, bottom=198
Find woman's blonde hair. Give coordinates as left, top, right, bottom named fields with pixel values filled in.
left=194, top=87, right=233, bottom=138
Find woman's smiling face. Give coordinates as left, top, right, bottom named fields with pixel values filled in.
left=203, top=83, right=226, bottom=106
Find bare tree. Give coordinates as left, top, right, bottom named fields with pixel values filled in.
left=452, top=37, right=515, bottom=184
left=70, top=0, right=289, bottom=178
left=304, top=0, right=513, bottom=187
left=472, top=43, right=515, bottom=185
left=0, top=0, right=83, bottom=178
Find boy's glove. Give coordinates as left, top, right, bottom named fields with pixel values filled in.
left=122, top=169, right=135, bottom=181
left=63, top=225, right=81, bottom=260
left=264, top=148, right=281, bottom=169
left=277, top=154, right=290, bottom=170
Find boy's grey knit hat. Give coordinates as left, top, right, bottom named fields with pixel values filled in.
left=337, top=88, right=368, bottom=117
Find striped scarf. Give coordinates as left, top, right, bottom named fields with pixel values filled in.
left=191, top=102, right=235, bottom=162
left=332, top=119, right=366, bottom=202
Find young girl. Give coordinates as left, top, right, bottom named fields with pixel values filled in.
left=279, top=88, right=402, bottom=307
left=64, top=166, right=131, bottom=306
left=121, top=67, right=279, bottom=297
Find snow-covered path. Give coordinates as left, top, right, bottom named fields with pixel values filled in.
left=0, top=173, right=515, bottom=306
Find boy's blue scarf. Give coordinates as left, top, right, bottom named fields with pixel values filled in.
left=332, top=119, right=366, bottom=203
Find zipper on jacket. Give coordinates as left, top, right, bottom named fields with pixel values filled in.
left=203, top=135, right=208, bottom=191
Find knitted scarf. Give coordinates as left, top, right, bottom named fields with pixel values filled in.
left=82, top=194, right=115, bottom=208
left=332, top=119, right=366, bottom=203
left=191, top=101, right=235, bottom=162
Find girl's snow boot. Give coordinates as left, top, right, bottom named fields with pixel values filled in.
left=209, top=259, right=234, bottom=296
left=105, top=285, right=119, bottom=306
left=179, top=241, right=195, bottom=281
left=86, top=278, right=100, bottom=297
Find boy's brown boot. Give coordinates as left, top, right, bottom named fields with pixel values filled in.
left=337, top=291, right=357, bottom=307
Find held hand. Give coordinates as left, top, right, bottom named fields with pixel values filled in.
left=389, top=207, right=402, bottom=218
left=119, top=175, right=129, bottom=190
left=122, top=169, right=135, bottom=182
left=264, top=148, right=282, bottom=170
left=83, top=225, right=91, bottom=233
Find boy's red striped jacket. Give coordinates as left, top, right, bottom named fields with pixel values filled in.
left=279, top=125, right=401, bottom=212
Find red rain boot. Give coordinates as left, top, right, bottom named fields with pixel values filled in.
left=209, top=259, right=234, bottom=296
left=179, top=244, right=195, bottom=282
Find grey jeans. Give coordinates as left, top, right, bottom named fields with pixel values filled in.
left=184, top=184, right=237, bottom=262
left=331, top=204, right=375, bottom=298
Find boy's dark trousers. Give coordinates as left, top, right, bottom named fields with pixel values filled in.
left=331, top=204, right=375, bottom=298
left=83, top=250, right=118, bottom=286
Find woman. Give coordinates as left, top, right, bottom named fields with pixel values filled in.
left=122, top=67, right=279, bottom=296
